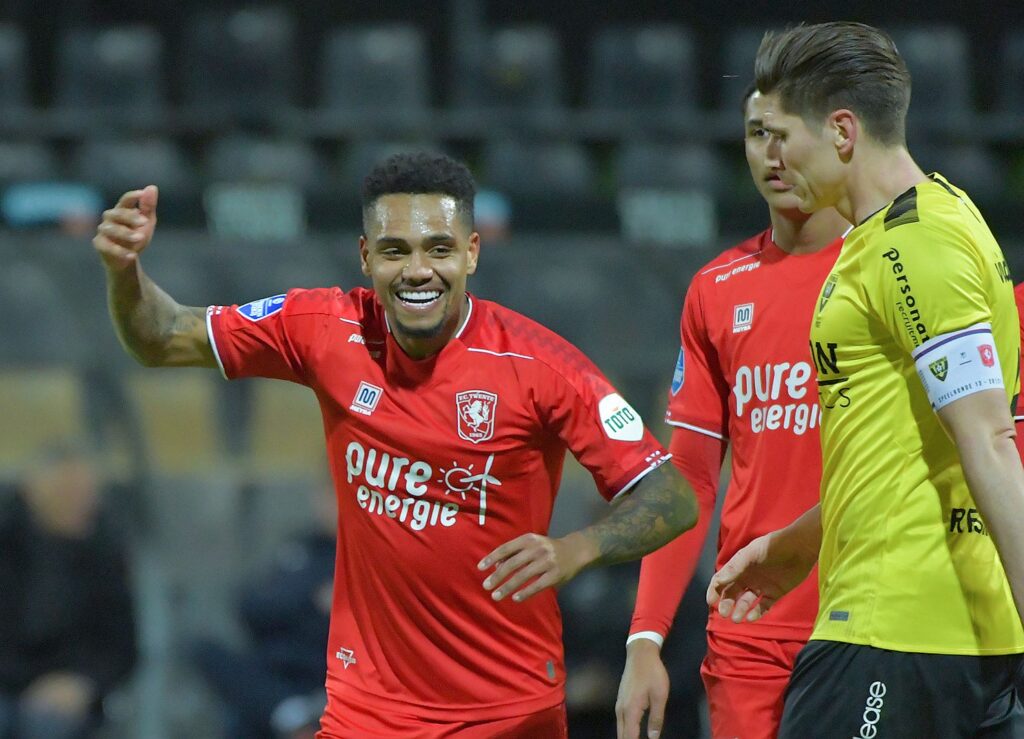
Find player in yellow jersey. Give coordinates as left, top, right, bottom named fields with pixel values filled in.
left=706, top=22, right=1024, bottom=737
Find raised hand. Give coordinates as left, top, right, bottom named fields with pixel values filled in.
left=92, top=185, right=158, bottom=270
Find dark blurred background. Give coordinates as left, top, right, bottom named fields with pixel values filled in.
left=0, top=1, right=1021, bottom=736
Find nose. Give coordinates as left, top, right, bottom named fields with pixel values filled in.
left=402, top=251, right=433, bottom=283
left=765, top=135, right=783, bottom=170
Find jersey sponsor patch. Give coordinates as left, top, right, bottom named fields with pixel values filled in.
left=456, top=390, right=497, bottom=444
left=670, top=347, right=685, bottom=395
left=599, top=393, right=643, bottom=441
left=236, top=294, right=286, bottom=322
left=350, top=381, right=383, bottom=416
left=733, top=303, right=754, bottom=333
left=913, top=323, right=1004, bottom=411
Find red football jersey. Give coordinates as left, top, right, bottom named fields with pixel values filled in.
left=206, top=288, right=669, bottom=722
left=662, top=229, right=843, bottom=640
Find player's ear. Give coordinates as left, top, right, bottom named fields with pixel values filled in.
left=466, top=232, right=480, bottom=275
left=830, top=109, right=856, bottom=162
left=359, top=235, right=371, bottom=277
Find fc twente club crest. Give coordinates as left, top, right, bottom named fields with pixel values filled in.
left=456, top=390, right=498, bottom=444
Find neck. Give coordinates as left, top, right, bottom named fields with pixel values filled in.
left=769, top=208, right=850, bottom=255
left=392, top=294, right=471, bottom=359
left=839, top=143, right=928, bottom=226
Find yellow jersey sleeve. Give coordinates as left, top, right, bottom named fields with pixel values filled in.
left=870, top=219, right=991, bottom=357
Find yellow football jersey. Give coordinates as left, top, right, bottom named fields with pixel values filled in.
left=809, top=174, right=1024, bottom=654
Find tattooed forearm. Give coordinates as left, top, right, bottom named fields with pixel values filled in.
left=107, top=263, right=214, bottom=368
left=581, top=463, right=698, bottom=567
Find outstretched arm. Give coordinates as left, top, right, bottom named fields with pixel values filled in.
left=707, top=504, right=820, bottom=623
left=93, top=186, right=215, bottom=368
left=479, top=462, right=698, bottom=602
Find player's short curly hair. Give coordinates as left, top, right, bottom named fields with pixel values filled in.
left=361, top=152, right=476, bottom=228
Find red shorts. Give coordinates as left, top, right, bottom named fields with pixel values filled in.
left=700, top=631, right=805, bottom=739
left=316, top=695, right=568, bottom=739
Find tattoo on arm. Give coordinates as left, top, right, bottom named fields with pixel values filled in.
left=107, top=264, right=211, bottom=367
left=585, top=463, right=698, bottom=567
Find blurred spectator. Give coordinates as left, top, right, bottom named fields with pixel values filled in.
left=0, top=443, right=137, bottom=739
left=192, top=482, right=335, bottom=739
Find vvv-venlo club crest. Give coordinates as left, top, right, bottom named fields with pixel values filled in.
left=818, top=274, right=838, bottom=313
left=929, top=357, right=949, bottom=381
left=456, top=390, right=498, bottom=444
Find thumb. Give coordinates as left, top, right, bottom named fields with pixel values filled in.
left=707, top=562, right=738, bottom=605
left=137, top=185, right=159, bottom=216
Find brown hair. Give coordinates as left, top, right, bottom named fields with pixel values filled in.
left=755, top=22, right=911, bottom=146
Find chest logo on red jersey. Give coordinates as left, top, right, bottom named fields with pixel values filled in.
left=351, top=381, right=384, bottom=416
left=732, top=303, right=754, bottom=333
left=456, top=390, right=498, bottom=444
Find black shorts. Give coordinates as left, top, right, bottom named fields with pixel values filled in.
left=778, top=640, right=1024, bottom=739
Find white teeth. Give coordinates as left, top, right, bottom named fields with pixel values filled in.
left=398, top=290, right=441, bottom=304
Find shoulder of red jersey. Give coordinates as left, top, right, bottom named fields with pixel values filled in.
left=689, top=228, right=770, bottom=291
left=273, top=285, right=384, bottom=328
left=1014, top=282, right=1024, bottom=311
left=465, top=296, right=603, bottom=377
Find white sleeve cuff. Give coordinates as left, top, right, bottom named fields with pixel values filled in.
left=625, top=631, right=665, bottom=648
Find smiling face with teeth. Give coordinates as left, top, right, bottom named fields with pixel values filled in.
left=360, top=193, right=479, bottom=359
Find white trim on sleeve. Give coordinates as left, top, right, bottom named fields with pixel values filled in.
left=205, top=306, right=228, bottom=380
left=626, top=631, right=665, bottom=648
left=610, top=453, right=672, bottom=502
left=665, top=419, right=724, bottom=440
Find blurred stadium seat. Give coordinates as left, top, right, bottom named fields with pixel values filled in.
left=126, top=369, right=226, bottom=477
left=483, top=239, right=679, bottom=386
left=320, top=25, right=428, bottom=114
left=0, top=24, right=28, bottom=111
left=240, top=380, right=325, bottom=563
left=615, top=140, right=727, bottom=194
left=54, top=26, right=165, bottom=114
left=889, top=26, right=972, bottom=128
left=587, top=25, right=698, bottom=113
left=0, top=260, right=93, bottom=366
left=481, top=139, right=595, bottom=197
left=0, top=368, right=87, bottom=480
left=0, top=140, right=59, bottom=184
left=205, top=135, right=325, bottom=191
left=717, top=27, right=764, bottom=112
left=70, top=138, right=196, bottom=200
left=453, top=25, right=564, bottom=113
left=215, top=237, right=354, bottom=303
left=912, top=142, right=1007, bottom=204
left=996, top=31, right=1024, bottom=112
left=180, top=7, right=297, bottom=115
left=337, top=140, right=442, bottom=195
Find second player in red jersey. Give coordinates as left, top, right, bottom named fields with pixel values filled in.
left=616, top=89, right=850, bottom=739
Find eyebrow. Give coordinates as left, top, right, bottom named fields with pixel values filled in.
left=374, top=233, right=455, bottom=245
left=746, top=117, right=763, bottom=127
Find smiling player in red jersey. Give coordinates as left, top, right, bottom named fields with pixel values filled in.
left=615, top=87, right=849, bottom=739
left=92, top=153, right=698, bottom=738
